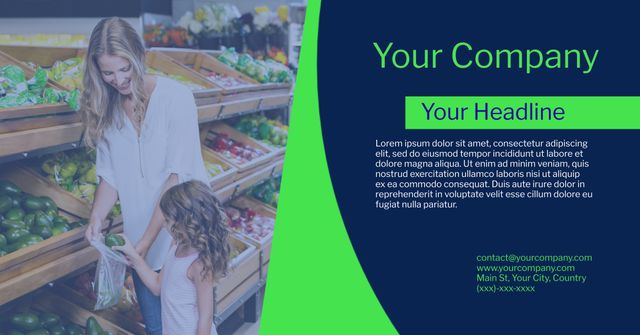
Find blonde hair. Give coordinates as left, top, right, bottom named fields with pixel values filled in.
left=160, top=180, right=231, bottom=281
left=81, top=17, right=147, bottom=147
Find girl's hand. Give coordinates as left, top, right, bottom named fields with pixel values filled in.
left=135, top=239, right=152, bottom=259
left=112, top=234, right=142, bottom=266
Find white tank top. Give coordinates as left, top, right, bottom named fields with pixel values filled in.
left=161, top=245, right=217, bottom=335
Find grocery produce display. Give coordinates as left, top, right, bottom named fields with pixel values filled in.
left=0, top=44, right=291, bottom=331
left=225, top=203, right=275, bottom=242
left=37, top=149, right=121, bottom=217
left=205, top=72, right=253, bottom=89
left=69, top=269, right=141, bottom=319
left=0, top=34, right=87, bottom=47
left=232, top=114, right=288, bottom=147
left=250, top=176, right=281, bottom=208
left=217, top=48, right=292, bottom=84
left=204, top=160, right=227, bottom=178
left=27, top=57, right=84, bottom=90
left=0, top=64, right=78, bottom=110
left=0, top=180, right=86, bottom=256
left=146, top=67, right=205, bottom=90
left=143, top=24, right=193, bottom=48
left=204, top=130, right=266, bottom=165
left=0, top=309, right=91, bottom=335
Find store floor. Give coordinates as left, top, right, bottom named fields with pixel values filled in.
left=218, top=286, right=264, bottom=335
left=233, top=321, right=260, bottom=335
left=218, top=309, right=260, bottom=335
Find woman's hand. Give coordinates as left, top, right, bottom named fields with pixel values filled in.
left=85, top=217, right=103, bottom=242
left=86, top=178, right=118, bottom=243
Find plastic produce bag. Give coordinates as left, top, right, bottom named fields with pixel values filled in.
left=91, top=238, right=128, bottom=310
left=265, top=59, right=292, bottom=83
left=217, top=47, right=240, bottom=67
left=65, top=89, right=80, bottom=111
left=27, top=67, right=48, bottom=92
left=0, top=65, right=28, bottom=93
left=0, top=94, right=27, bottom=108
left=43, top=87, right=62, bottom=103
left=251, top=60, right=272, bottom=83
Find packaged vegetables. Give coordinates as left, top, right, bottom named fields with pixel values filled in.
left=146, top=67, right=205, bottom=90
left=204, top=161, right=226, bottom=178
left=27, top=56, right=85, bottom=90
left=225, top=202, right=275, bottom=242
left=0, top=180, right=87, bottom=256
left=233, top=114, right=288, bottom=147
left=0, top=64, right=79, bottom=110
left=206, top=73, right=253, bottom=89
left=250, top=176, right=281, bottom=208
left=204, top=130, right=266, bottom=165
left=217, top=48, right=292, bottom=83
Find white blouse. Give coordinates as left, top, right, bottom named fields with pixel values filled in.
left=96, top=77, right=209, bottom=270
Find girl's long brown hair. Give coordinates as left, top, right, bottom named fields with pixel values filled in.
left=81, top=17, right=147, bottom=147
left=160, top=180, right=231, bottom=281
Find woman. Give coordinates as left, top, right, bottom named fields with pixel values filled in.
left=81, top=17, right=209, bottom=335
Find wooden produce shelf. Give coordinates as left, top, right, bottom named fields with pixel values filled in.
left=215, top=159, right=283, bottom=203
left=146, top=51, right=222, bottom=103
left=0, top=245, right=96, bottom=305
left=196, top=90, right=291, bottom=124
left=157, top=48, right=263, bottom=96
left=1, top=163, right=116, bottom=219
left=204, top=50, right=293, bottom=92
left=201, top=122, right=276, bottom=175
left=0, top=122, right=83, bottom=157
left=227, top=196, right=276, bottom=265
left=215, top=270, right=260, bottom=321
left=0, top=220, right=122, bottom=305
left=0, top=112, right=80, bottom=135
left=0, top=45, right=86, bottom=91
left=53, top=282, right=145, bottom=335
left=202, top=148, right=238, bottom=190
left=0, top=51, right=71, bottom=121
left=215, top=236, right=259, bottom=310
left=0, top=289, right=131, bottom=335
left=35, top=290, right=134, bottom=334
left=260, top=92, right=293, bottom=110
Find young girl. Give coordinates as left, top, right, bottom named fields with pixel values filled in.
left=113, top=180, right=231, bottom=335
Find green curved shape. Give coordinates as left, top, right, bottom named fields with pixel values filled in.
left=259, top=0, right=398, bottom=333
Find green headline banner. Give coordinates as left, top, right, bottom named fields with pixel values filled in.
left=406, top=96, right=640, bottom=129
